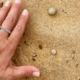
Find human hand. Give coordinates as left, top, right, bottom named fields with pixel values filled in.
left=0, top=0, right=40, bottom=80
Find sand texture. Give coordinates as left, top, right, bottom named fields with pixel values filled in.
left=0, top=0, right=80, bottom=80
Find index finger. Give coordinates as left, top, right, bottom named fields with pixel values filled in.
left=8, top=9, right=28, bottom=50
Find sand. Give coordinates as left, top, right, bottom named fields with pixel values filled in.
left=0, top=0, right=80, bottom=80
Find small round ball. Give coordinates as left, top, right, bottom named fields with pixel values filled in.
left=48, top=8, right=56, bottom=15
left=51, top=49, right=57, bottom=55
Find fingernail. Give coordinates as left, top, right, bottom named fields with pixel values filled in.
left=22, top=9, right=28, bottom=15
left=33, top=72, right=40, bottom=77
left=15, top=0, right=21, bottom=3
left=5, top=1, right=10, bottom=6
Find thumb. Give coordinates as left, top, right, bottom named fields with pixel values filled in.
left=12, top=66, right=40, bottom=79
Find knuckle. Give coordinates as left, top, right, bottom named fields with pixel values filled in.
left=20, top=17, right=24, bottom=20
left=12, top=4, right=20, bottom=11
left=20, top=17, right=26, bottom=22
left=23, top=69, right=29, bottom=77
left=2, top=7, right=7, bottom=12
left=6, top=15, right=14, bottom=23
left=15, top=24, right=23, bottom=32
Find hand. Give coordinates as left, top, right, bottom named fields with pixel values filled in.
left=0, top=0, right=40, bottom=80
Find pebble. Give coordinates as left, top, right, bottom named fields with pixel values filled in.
left=51, top=49, right=57, bottom=55
left=32, top=53, right=37, bottom=57
left=48, top=8, right=56, bottom=15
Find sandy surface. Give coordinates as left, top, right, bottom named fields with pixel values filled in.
left=0, top=0, right=80, bottom=80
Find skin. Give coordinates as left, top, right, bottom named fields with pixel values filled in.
left=0, top=0, right=40, bottom=80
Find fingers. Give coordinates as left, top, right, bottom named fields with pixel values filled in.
left=0, top=9, right=28, bottom=66
left=0, top=1, right=11, bottom=25
left=1, top=0, right=22, bottom=37
left=8, top=9, right=28, bottom=51
left=12, top=66, right=40, bottom=78
left=4, top=10, right=29, bottom=62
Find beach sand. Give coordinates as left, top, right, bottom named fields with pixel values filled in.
left=0, top=0, right=80, bottom=80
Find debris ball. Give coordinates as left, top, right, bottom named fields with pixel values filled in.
left=48, top=8, right=56, bottom=15
left=51, top=49, right=57, bottom=55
